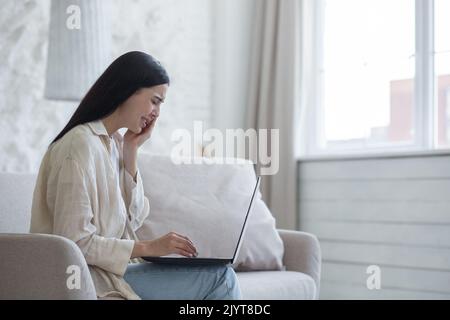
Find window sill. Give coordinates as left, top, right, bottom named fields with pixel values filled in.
left=298, top=148, right=450, bottom=162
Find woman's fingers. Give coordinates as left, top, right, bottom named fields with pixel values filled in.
left=171, top=236, right=197, bottom=255
left=143, top=118, right=157, bottom=135
left=177, top=238, right=197, bottom=256
left=175, top=248, right=195, bottom=257
left=172, top=240, right=196, bottom=257
left=173, top=232, right=196, bottom=247
left=165, top=232, right=198, bottom=256
left=150, top=117, right=157, bottom=128
left=173, top=232, right=197, bottom=255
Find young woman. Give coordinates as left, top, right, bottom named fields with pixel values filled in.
left=30, top=51, right=242, bottom=300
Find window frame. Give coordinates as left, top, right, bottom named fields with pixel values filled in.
left=302, top=0, right=441, bottom=157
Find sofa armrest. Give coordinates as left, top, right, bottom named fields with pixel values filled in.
left=278, top=229, right=321, bottom=298
left=0, top=233, right=97, bottom=299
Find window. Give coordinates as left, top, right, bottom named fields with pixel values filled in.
left=435, top=0, right=450, bottom=147
left=303, top=0, right=450, bottom=156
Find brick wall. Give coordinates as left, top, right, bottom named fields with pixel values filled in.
left=0, top=0, right=213, bottom=172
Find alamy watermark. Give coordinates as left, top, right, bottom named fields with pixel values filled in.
left=366, top=265, right=381, bottom=290
left=66, top=5, right=81, bottom=30
left=171, top=121, right=279, bottom=176
left=66, top=264, right=81, bottom=290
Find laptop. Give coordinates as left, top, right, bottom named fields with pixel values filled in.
left=142, top=176, right=261, bottom=266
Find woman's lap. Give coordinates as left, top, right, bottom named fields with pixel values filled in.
left=124, top=262, right=242, bottom=300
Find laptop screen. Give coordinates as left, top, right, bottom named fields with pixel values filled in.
left=231, top=176, right=261, bottom=263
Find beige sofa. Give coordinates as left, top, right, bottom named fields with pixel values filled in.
left=0, top=169, right=321, bottom=300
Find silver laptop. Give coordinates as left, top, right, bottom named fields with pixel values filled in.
left=142, top=176, right=261, bottom=266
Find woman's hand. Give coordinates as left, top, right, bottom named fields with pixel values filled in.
left=122, top=117, right=158, bottom=179
left=131, top=232, right=198, bottom=258
left=123, top=117, right=158, bottom=149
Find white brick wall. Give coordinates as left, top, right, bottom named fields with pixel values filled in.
left=0, top=0, right=213, bottom=173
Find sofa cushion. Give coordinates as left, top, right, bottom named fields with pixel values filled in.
left=136, top=154, right=284, bottom=271
left=237, top=271, right=317, bottom=300
left=0, top=173, right=36, bottom=233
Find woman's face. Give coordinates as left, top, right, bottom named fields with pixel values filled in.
left=118, top=84, right=168, bottom=134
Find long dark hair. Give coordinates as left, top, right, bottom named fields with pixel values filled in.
left=50, top=51, right=170, bottom=145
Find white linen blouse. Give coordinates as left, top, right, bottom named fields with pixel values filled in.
left=30, top=120, right=150, bottom=299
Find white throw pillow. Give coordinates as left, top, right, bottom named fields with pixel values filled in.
left=135, top=154, right=284, bottom=271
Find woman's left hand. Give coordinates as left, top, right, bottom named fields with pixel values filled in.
left=123, top=117, right=157, bottom=149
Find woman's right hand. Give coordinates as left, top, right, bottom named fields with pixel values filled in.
left=131, top=232, right=198, bottom=258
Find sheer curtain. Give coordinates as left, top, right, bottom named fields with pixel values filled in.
left=245, top=0, right=303, bottom=230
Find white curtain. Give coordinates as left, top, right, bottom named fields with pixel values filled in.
left=246, top=0, right=303, bottom=230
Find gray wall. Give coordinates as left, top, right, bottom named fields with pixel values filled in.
left=298, top=154, right=450, bottom=299
left=211, top=0, right=255, bottom=134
